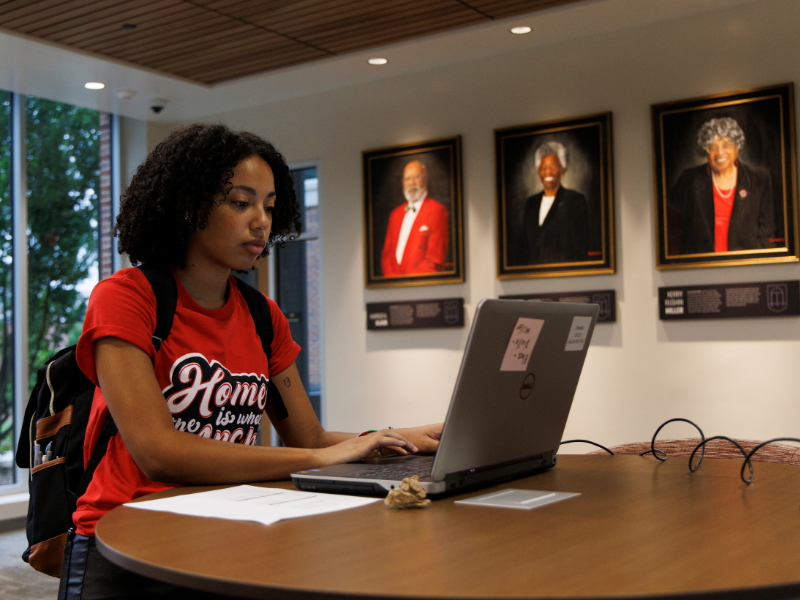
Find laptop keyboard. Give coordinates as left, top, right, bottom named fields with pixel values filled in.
left=343, top=455, right=435, bottom=480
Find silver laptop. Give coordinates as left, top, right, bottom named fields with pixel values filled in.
left=292, top=298, right=598, bottom=498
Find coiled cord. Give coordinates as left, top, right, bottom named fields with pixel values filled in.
left=561, top=418, right=800, bottom=484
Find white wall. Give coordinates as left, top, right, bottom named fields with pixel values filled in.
left=160, top=0, right=800, bottom=448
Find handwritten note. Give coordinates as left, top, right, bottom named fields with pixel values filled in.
left=565, top=316, right=592, bottom=351
left=500, top=318, right=544, bottom=371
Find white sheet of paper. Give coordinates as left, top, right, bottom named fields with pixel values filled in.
left=564, top=316, right=592, bottom=352
left=125, top=485, right=379, bottom=526
left=500, top=318, right=544, bottom=371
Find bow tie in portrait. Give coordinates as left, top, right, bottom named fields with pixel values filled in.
left=405, top=204, right=417, bottom=214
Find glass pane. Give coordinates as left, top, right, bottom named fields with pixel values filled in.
left=292, top=167, right=319, bottom=236
left=25, top=97, right=100, bottom=391
left=276, top=167, right=321, bottom=420
left=0, top=92, right=12, bottom=485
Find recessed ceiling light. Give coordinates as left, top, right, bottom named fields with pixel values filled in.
left=510, top=26, right=531, bottom=35
left=84, top=82, right=105, bottom=90
left=368, top=58, right=388, bottom=65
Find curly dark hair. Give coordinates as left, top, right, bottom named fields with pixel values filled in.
left=116, top=123, right=301, bottom=268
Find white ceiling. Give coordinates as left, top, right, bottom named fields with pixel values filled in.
left=0, top=0, right=759, bottom=122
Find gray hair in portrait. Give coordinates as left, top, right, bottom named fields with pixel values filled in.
left=533, top=141, right=568, bottom=171
left=696, top=117, right=746, bottom=153
left=519, top=137, right=589, bottom=200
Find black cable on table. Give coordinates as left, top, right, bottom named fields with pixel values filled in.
left=560, top=439, right=615, bottom=455
left=688, top=436, right=750, bottom=482
left=640, top=418, right=705, bottom=468
left=561, top=421, right=798, bottom=486
left=739, top=437, right=800, bottom=484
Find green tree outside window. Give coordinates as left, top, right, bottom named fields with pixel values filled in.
left=0, top=96, right=99, bottom=485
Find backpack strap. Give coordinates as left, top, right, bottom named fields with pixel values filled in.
left=231, top=275, right=288, bottom=422
left=138, top=264, right=179, bottom=352
left=231, top=276, right=274, bottom=360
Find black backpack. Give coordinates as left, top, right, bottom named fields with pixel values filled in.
left=14, top=265, right=286, bottom=577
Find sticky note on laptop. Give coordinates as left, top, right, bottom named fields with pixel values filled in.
left=500, top=318, right=544, bottom=371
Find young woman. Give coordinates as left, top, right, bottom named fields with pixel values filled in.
left=59, top=124, right=442, bottom=599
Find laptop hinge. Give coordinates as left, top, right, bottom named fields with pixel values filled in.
left=442, top=451, right=554, bottom=494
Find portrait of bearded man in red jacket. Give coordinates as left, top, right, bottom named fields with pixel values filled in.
left=380, top=159, right=450, bottom=276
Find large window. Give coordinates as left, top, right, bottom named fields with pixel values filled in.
left=0, top=92, right=111, bottom=488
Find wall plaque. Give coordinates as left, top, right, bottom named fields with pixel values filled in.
left=659, top=280, right=799, bottom=320
left=367, top=298, right=464, bottom=330
left=499, top=290, right=616, bottom=323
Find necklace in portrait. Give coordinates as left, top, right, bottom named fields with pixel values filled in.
left=712, top=166, right=737, bottom=199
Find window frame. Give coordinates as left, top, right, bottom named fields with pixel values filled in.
left=8, top=92, right=28, bottom=496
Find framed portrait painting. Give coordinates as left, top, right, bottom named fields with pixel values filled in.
left=495, top=113, right=615, bottom=279
left=363, top=136, right=464, bottom=288
left=652, top=83, right=799, bottom=269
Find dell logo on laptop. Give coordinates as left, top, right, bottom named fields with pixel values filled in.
left=520, top=373, right=535, bottom=399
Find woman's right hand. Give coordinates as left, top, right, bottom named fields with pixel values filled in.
left=316, top=429, right=417, bottom=466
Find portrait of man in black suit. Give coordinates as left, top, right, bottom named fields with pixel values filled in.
left=519, top=141, right=589, bottom=265
left=496, top=113, right=615, bottom=279
left=653, top=84, right=798, bottom=269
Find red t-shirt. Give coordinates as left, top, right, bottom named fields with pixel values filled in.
left=714, top=184, right=736, bottom=253
left=73, top=268, right=300, bottom=535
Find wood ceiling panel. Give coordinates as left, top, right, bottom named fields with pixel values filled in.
left=159, top=45, right=323, bottom=79
left=79, top=11, right=234, bottom=54
left=42, top=2, right=197, bottom=42
left=295, top=4, right=485, bottom=48
left=106, top=23, right=254, bottom=62
left=0, top=0, right=583, bottom=84
left=199, top=0, right=310, bottom=15
left=322, top=13, right=484, bottom=54
left=25, top=0, right=160, bottom=37
left=468, top=0, right=584, bottom=18
left=186, top=48, right=326, bottom=83
left=156, top=45, right=304, bottom=76
left=48, top=2, right=188, bottom=44
left=149, top=29, right=300, bottom=71
left=223, top=0, right=419, bottom=26
left=0, top=0, right=87, bottom=23
left=0, top=0, right=110, bottom=32
left=0, top=0, right=49, bottom=17
left=180, top=43, right=325, bottom=75
left=173, top=46, right=325, bottom=81
left=246, top=0, right=473, bottom=35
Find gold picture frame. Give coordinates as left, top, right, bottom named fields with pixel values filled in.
left=652, top=83, right=799, bottom=269
left=363, top=136, right=464, bottom=288
left=495, top=113, right=615, bottom=279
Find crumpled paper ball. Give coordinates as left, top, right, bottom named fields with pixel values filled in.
left=384, top=475, right=432, bottom=509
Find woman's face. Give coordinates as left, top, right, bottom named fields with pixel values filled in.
left=706, top=136, right=739, bottom=174
left=187, top=155, right=276, bottom=274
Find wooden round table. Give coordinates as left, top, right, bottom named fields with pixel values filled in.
left=95, top=454, right=800, bottom=599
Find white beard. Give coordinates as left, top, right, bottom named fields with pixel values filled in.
left=404, top=186, right=426, bottom=203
